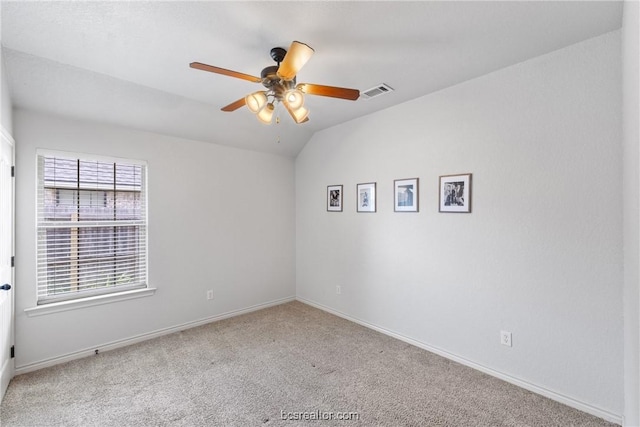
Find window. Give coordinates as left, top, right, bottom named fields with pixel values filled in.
left=36, top=152, right=147, bottom=305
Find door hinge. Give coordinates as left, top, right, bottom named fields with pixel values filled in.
left=11, top=256, right=14, bottom=267
left=10, top=346, right=14, bottom=359
left=11, top=166, right=14, bottom=177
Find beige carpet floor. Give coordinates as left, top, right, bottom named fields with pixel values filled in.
left=0, top=301, right=619, bottom=426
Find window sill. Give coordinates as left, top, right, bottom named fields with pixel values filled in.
left=24, top=288, right=156, bottom=317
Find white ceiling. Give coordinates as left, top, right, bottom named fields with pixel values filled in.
left=0, top=1, right=623, bottom=157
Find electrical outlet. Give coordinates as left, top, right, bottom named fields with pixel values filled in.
left=500, top=330, right=512, bottom=347
left=206, top=290, right=214, bottom=300
left=336, top=285, right=341, bottom=295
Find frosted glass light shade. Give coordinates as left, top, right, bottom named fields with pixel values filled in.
left=257, top=103, right=275, bottom=124
left=245, top=91, right=267, bottom=113
left=291, top=105, right=309, bottom=123
left=284, top=89, right=305, bottom=110
left=277, top=41, right=314, bottom=81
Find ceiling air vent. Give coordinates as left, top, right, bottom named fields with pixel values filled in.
left=361, top=83, right=394, bottom=100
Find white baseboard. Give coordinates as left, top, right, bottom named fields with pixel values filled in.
left=15, top=296, right=295, bottom=375
left=296, top=297, right=623, bottom=426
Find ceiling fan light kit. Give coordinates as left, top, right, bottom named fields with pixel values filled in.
left=190, top=41, right=360, bottom=125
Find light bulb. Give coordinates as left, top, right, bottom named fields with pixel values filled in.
left=284, top=89, right=304, bottom=110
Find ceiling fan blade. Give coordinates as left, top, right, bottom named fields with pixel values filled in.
left=190, top=62, right=261, bottom=83
left=297, top=83, right=360, bottom=101
left=277, top=41, right=314, bottom=81
left=221, top=97, right=246, bottom=112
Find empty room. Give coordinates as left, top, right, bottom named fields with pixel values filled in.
left=0, top=1, right=639, bottom=426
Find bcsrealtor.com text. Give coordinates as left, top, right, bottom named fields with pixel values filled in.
left=280, top=410, right=360, bottom=421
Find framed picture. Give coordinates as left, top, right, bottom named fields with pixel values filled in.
left=394, top=178, right=419, bottom=212
left=327, top=185, right=343, bottom=212
left=439, top=173, right=472, bottom=213
left=357, top=182, right=376, bottom=213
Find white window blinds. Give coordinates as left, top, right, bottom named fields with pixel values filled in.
left=36, top=153, right=148, bottom=304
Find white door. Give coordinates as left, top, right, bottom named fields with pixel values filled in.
left=0, top=129, right=14, bottom=401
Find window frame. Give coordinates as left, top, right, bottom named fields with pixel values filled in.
left=34, top=149, right=149, bottom=306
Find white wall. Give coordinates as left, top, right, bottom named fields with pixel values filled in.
left=622, top=1, right=640, bottom=425
left=1, top=49, right=13, bottom=134
left=14, top=110, right=295, bottom=369
left=296, top=31, right=623, bottom=419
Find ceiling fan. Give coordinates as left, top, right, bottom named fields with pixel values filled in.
left=190, top=41, right=360, bottom=125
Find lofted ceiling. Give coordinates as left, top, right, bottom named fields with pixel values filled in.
left=0, top=1, right=623, bottom=157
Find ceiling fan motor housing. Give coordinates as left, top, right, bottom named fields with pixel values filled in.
left=261, top=65, right=295, bottom=100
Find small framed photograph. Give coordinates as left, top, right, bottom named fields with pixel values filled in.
left=357, top=182, right=376, bottom=213
left=394, top=178, right=419, bottom=212
left=327, top=185, right=343, bottom=212
left=439, top=173, right=472, bottom=213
